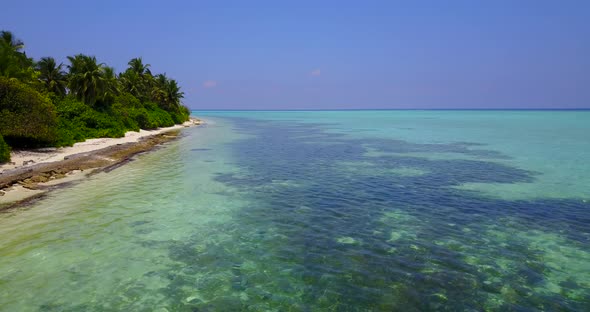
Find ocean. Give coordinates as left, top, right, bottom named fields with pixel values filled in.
left=0, top=110, right=588, bottom=311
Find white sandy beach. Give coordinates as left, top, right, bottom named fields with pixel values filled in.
left=0, top=119, right=201, bottom=206
left=0, top=119, right=200, bottom=174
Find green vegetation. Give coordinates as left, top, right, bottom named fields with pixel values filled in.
left=0, top=30, right=190, bottom=162
left=0, top=78, right=57, bottom=147
left=0, top=133, right=10, bottom=163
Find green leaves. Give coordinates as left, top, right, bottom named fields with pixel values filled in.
left=151, top=73, right=184, bottom=112
left=65, top=54, right=120, bottom=108
left=0, top=77, right=58, bottom=147
left=67, top=54, right=109, bottom=107
left=0, top=31, right=24, bottom=52
left=36, top=57, right=67, bottom=96
left=0, top=133, right=10, bottom=163
left=0, top=30, right=191, bottom=150
left=128, top=57, right=151, bottom=76
left=119, top=58, right=187, bottom=120
left=0, top=31, right=36, bottom=82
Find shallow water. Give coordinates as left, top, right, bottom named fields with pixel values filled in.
left=0, top=111, right=589, bottom=311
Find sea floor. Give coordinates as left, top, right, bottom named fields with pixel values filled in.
left=0, top=111, right=588, bottom=311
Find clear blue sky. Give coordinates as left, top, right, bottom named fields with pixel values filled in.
left=1, top=0, right=589, bottom=109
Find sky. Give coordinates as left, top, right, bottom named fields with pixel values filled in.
left=1, top=0, right=589, bottom=109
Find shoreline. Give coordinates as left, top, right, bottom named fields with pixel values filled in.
left=0, top=118, right=202, bottom=210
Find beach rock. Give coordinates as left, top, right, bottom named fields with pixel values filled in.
left=1, top=128, right=184, bottom=210
left=52, top=173, right=66, bottom=180
left=336, top=236, right=359, bottom=244
left=35, top=148, right=57, bottom=153
left=185, top=295, right=202, bottom=303
left=0, top=190, right=5, bottom=196
left=29, top=175, right=49, bottom=183
left=21, top=182, right=39, bottom=190
left=23, top=160, right=35, bottom=166
left=55, top=168, right=70, bottom=175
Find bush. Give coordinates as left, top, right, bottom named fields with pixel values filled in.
left=0, top=80, right=189, bottom=149
left=53, top=96, right=129, bottom=146
left=111, top=94, right=141, bottom=132
left=0, top=77, right=57, bottom=147
left=54, top=117, right=86, bottom=147
left=148, top=109, right=175, bottom=128
left=79, top=109, right=127, bottom=137
left=0, top=133, right=10, bottom=163
left=114, top=92, right=143, bottom=108
left=169, top=105, right=191, bottom=124
left=139, top=102, right=175, bottom=129
left=133, top=107, right=151, bottom=129
left=54, top=96, right=91, bottom=120
left=110, top=94, right=186, bottom=131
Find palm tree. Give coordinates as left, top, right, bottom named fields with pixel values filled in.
left=67, top=54, right=110, bottom=106
left=119, top=57, right=153, bottom=101
left=128, top=57, right=151, bottom=77
left=118, top=70, right=142, bottom=98
left=0, top=30, right=34, bottom=80
left=36, top=57, right=67, bottom=96
left=100, top=66, right=119, bottom=106
left=0, top=31, right=24, bottom=52
left=150, top=73, right=168, bottom=105
left=151, top=73, right=184, bottom=111
left=164, top=78, right=184, bottom=109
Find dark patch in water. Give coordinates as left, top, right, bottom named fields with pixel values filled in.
left=129, top=220, right=150, bottom=227
left=190, top=148, right=212, bottom=152
left=79, top=116, right=588, bottom=311
left=134, top=228, right=153, bottom=235
left=197, top=117, right=589, bottom=310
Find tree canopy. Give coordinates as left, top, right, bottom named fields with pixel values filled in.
left=37, top=57, right=67, bottom=96
left=0, top=30, right=191, bottom=162
left=0, top=31, right=37, bottom=82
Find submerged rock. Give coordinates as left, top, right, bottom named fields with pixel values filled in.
left=336, top=236, right=358, bottom=244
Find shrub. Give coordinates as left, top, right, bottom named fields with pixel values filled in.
left=0, top=133, right=10, bottom=163
left=111, top=94, right=141, bottom=132
left=54, top=117, right=86, bottom=147
left=53, top=97, right=92, bottom=146
left=54, top=96, right=91, bottom=120
left=146, top=107, right=175, bottom=129
left=169, top=105, right=191, bottom=124
left=139, top=102, right=175, bottom=129
left=0, top=77, right=57, bottom=147
left=114, top=92, right=143, bottom=108
left=130, top=107, right=151, bottom=129
left=80, top=109, right=127, bottom=138
left=53, top=96, right=129, bottom=146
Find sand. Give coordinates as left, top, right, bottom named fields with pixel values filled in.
left=0, top=118, right=201, bottom=209
left=1, top=119, right=200, bottom=174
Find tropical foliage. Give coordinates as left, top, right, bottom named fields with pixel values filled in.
left=37, top=57, right=67, bottom=96
left=0, top=30, right=190, bottom=162
left=0, top=77, right=57, bottom=147
left=0, top=31, right=36, bottom=81
left=0, top=133, right=10, bottom=163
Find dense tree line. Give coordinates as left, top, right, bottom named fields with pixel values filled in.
left=0, top=30, right=190, bottom=163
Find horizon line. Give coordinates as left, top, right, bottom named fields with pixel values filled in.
left=189, top=108, right=590, bottom=111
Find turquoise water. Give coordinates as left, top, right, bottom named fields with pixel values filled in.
left=0, top=110, right=589, bottom=311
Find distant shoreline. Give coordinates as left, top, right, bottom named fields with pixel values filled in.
left=0, top=118, right=201, bottom=210
left=192, top=108, right=590, bottom=111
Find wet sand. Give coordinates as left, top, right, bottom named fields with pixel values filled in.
left=0, top=118, right=201, bottom=210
